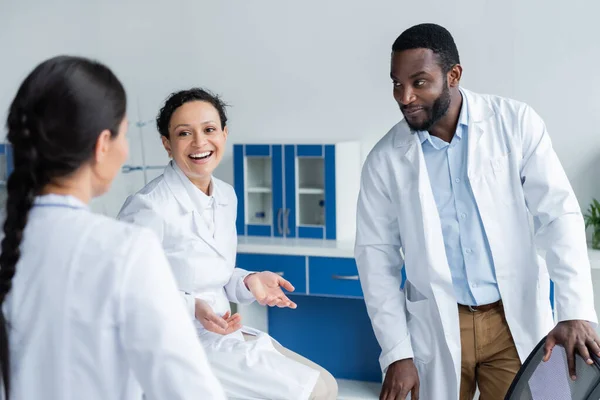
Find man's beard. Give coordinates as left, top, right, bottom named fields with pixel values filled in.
left=405, top=84, right=451, bottom=132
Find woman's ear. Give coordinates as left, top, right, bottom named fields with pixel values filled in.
left=161, top=136, right=172, bottom=158
left=94, top=129, right=113, bottom=163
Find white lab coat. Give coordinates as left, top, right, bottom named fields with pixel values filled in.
left=118, top=161, right=319, bottom=400
left=3, top=194, right=226, bottom=400
left=355, top=88, right=597, bottom=400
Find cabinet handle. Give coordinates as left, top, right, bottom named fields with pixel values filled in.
left=331, top=275, right=359, bottom=281
left=284, top=208, right=291, bottom=235
left=277, top=208, right=283, bottom=235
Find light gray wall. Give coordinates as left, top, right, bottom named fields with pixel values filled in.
left=1, top=0, right=598, bottom=222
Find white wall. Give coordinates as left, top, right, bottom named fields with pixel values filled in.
left=1, top=0, right=599, bottom=222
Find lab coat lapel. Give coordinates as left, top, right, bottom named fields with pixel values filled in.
left=463, top=88, right=494, bottom=180
left=163, top=162, right=225, bottom=257
left=210, top=183, right=231, bottom=259
left=393, top=121, right=461, bottom=385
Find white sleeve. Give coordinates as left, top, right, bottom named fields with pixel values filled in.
left=520, top=105, right=597, bottom=324
left=118, top=195, right=196, bottom=319
left=224, top=267, right=256, bottom=304
left=118, top=229, right=226, bottom=400
left=355, top=156, right=413, bottom=373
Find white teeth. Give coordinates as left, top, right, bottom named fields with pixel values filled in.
left=190, top=151, right=212, bottom=159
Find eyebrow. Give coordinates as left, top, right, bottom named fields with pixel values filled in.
left=390, top=70, right=429, bottom=81
left=408, top=71, right=429, bottom=79
left=172, top=121, right=218, bottom=130
left=172, top=124, right=192, bottom=130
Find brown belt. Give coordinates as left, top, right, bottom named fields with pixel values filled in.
left=458, top=300, right=502, bottom=312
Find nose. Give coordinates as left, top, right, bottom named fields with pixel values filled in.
left=192, top=132, right=209, bottom=147
left=396, top=86, right=416, bottom=106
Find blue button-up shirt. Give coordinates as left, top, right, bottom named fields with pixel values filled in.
left=417, top=91, right=501, bottom=306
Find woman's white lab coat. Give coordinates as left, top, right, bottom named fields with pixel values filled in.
left=355, top=88, right=597, bottom=400
left=4, top=194, right=226, bottom=400
left=118, top=161, right=319, bottom=400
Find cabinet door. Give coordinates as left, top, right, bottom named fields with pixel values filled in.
left=237, top=253, right=307, bottom=294
left=283, top=145, right=337, bottom=240
left=234, top=144, right=284, bottom=237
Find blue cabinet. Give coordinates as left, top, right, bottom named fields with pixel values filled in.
left=308, top=257, right=363, bottom=298
left=234, top=143, right=361, bottom=241
left=236, top=251, right=382, bottom=382
left=237, top=253, right=307, bottom=294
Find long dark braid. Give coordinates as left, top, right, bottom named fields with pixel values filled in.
left=0, top=55, right=126, bottom=398
left=0, top=112, right=45, bottom=397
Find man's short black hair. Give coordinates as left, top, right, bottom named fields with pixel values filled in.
left=392, top=23, right=460, bottom=72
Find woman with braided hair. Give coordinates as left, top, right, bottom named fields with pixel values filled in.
left=0, top=56, right=226, bottom=399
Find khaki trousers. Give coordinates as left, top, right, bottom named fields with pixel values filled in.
left=459, top=302, right=521, bottom=400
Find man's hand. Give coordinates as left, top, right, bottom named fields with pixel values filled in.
left=380, top=358, right=420, bottom=400
left=195, top=298, right=242, bottom=335
left=544, top=320, right=600, bottom=380
left=244, top=271, right=297, bottom=309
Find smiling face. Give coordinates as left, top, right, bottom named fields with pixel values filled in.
left=161, top=100, right=228, bottom=190
left=391, top=48, right=454, bottom=132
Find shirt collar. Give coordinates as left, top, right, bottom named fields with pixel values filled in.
left=34, top=194, right=89, bottom=209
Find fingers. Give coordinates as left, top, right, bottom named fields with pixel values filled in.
left=225, top=319, right=243, bottom=334
left=204, top=320, right=228, bottom=335
left=398, top=386, right=410, bottom=400
left=263, top=294, right=297, bottom=309
left=379, top=385, right=394, bottom=400
left=587, top=338, right=600, bottom=359
left=226, top=313, right=242, bottom=325
left=286, top=299, right=298, bottom=309
left=278, top=277, right=295, bottom=292
left=277, top=294, right=297, bottom=309
left=379, top=380, right=403, bottom=400
left=205, top=313, right=228, bottom=330
left=543, top=335, right=556, bottom=362
left=204, top=313, right=243, bottom=335
left=590, top=331, right=600, bottom=357
left=412, top=380, right=420, bottom=400
left=566, top=342, right=577, bottom=380
left=577, top=342, right=594, bottom=365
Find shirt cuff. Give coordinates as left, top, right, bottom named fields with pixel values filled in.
left=236, top=272, right=257, bottom=304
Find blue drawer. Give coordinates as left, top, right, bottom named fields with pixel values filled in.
left=308, top=257, right=362, bottom=298
left=236, top=253, right=307, bottom=294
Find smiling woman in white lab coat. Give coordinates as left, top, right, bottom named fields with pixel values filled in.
left=0, top=56, right=226, bottom=400
left=117, top=88, right=337, bottom=400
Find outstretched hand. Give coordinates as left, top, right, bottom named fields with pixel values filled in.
left=244, top=271, right=297, bottom=309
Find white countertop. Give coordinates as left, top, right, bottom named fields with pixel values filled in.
left=237, top=236, right=600, bottom=268
left=237, top=236, right=355, bottom=258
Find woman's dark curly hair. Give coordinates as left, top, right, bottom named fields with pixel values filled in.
left=156, top=88, right=228, bottom=138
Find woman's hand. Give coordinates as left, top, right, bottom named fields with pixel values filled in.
left=244, top=272, right=297, bottom=309
left=194, top=298, right=242, bottom=335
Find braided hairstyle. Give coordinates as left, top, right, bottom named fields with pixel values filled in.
left=0, top=55, right=126, bottom=398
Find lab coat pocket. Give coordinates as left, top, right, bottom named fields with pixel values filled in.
left=405, top=297, right=433, bottom=364
left=487, top=152, right=516, bottom=205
